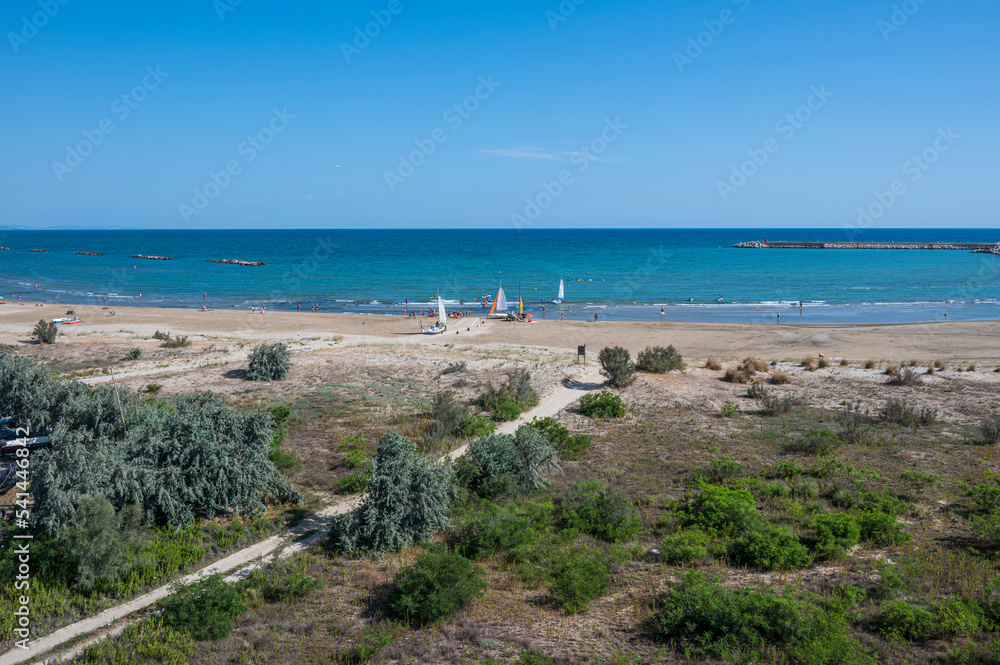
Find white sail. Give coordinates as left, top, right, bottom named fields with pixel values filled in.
left=557, top=279, right=564, bottom=300
left=495, top=287, right=508, bottom=312
left=437, top=296, right=447, bottom=325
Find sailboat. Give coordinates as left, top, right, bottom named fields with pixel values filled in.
left=487, top=283, right=511, bottom=319
left=426, top=295, right=447, bottom=334
left=553, top=278, right=564, bottom=304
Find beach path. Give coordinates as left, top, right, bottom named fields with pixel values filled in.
left=1, top=364, right=605, bottom=665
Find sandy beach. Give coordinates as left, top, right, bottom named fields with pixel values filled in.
left=1, top=301, right=998, bottom=363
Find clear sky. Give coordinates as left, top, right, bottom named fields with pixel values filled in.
left=1, top=0, right=997, bottom=229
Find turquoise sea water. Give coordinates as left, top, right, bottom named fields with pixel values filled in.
left=1, top=229, right=997, bottom=324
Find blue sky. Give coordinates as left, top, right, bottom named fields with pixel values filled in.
left=1, top=0, right=997, bottom=229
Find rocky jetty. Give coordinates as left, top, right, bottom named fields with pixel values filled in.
left=208, top=259, right=267, bottom=266
left=735, top=241, right=999, bottom=250
left=0, top=247, right=10, bottom=251
left=28, top=249, right=50, bottom=252
left=75, top=251, right=103, bottom=256
left=133, top=255, right=174, bottom=260
left=972, top=245, right=1000, bottom=257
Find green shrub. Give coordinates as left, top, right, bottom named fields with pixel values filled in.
left=32, top=319, right=58, bottom=344
left=337, top=470, right=369, bottom=494
left=636, top=345, right=685, bottom=373
left=429, top=391, right=472, bottom=439
left=478, top=367, right=539, bottom=413
left=840, top=402, right=873, bottom=445
left=246, top=342, right=291, bottom=381
left=652, top=573, right=874, bottom=663
left=760, top=391, right=794, bottom=417
left=967, top=472, right=1000, bottom=543
left=529, top=417, right=591, bottom=460
left=454, top=505, right=536, bottom=560
left=705, top=454, right=745, bottom=482
left=680, top=483, right=762, bottom=536
left=64, top=495, right=146, bottom=590
left=493, top=400, right=521, bottom=422
left=720, top=401, right=740, bottom=418
left=877, top=600, right=936, bottom=641
left=980, top=414, right=1000, bottom=445
left=812, top=513, right=860, bottom=559
left=249, top=563, right=322, bottom=603
left=327, top=432, right=454, bottom=554
left=548, top=546, right=610, bottom=613
left=598, top=346, right=636, bottom=388
left=578, top=390, right=625, bottom=418
left=557, top=479, right=642, bottom=542
left=773, top=461, right=806, bottom=479
left=77, top=618, right=195, bottom=665
left=784, top=427, right=840, bottom=455
left=858, top=511, right=910, bottom=546
left=881, top=398, right=921, bottom=427
left=464, top=426, right=560, bottom=500
left=389, top=550, right=486, bottom=625
left=745, top=478, right=788, bottom=499
left=886, top=366, right=922, bottom=386
left=661, top=528, right=711, bottom=564
left=159, top=574, right=247, bottom=640
left=145, top=383, right=162, bottom=395
left=441, top=361, right=467, bottom=375
left=121, top=347, right=143, bottom=361
left=152, top=330, right=170, bottom=340
left=727, top=524, right=810, bottom=571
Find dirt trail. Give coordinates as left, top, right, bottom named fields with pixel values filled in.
left=1, top=365, right=604, bottom=665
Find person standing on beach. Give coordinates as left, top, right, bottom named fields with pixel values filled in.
left=297, top=303, right=300, bottom=311
left=560, top=313, right=564, bottom=321
left=594, top=313, right=599, bottom=323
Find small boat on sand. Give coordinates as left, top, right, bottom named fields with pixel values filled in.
left=487, top=284, right=512, bottom=319
left=425, top=295, right=447, bottom=334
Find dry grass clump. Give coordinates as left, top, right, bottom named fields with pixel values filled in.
left=817, top=357, right=829, bottom=369
left=770, top=370, right=792, bottom=385
left=884, top=363, right=899, bottom=376
left=926, top=366, right=935, bottom=376
left=800, top=355, right=814, bottom=368
left=840, top=358, right=849, bottom=367
left=864, top=358, right=876, bottom=369
left=704, top=357, right=723, bottom=371
left=723, top=365, right=752, bottom=384
left=933, top=359, right=945, bottom=369
left=968, top=362, right=977, bottom=372
left=742, top=357, right=770, bottom=373
left=908, top=359, right=919, bottom=367
left=887, top=366, right=922, bottom=386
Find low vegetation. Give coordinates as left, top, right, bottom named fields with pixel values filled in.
left=636, top=345, right=684, bottom=373
left=598, top=346, right=636, bottom=387
left=578, top=390, right=625, bottom=418
left=247, top=342, right=292, bottom=381
left=32, top=318, right=58, bottom=344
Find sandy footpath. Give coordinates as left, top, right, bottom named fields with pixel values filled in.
left=0, top=301, right=997, bottom=363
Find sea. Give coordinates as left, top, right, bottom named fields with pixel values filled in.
left=1, top=228, right=998, bottom=324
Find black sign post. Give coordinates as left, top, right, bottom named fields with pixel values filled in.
left=577, top=345, right=586, bottom=364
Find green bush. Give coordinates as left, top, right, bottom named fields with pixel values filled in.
left=454, top=505, right=536, bottom=560
left=727, top=524, right=810, bottom=571
left=463, top=426, right=560, bottom=500
left=980, top=414, right=1000, bottom=445
left=877, top=600, right=936, bottom=641
left=77, top=618, right=195, bottom=665
left=478, top=368, right=539, bottom=414
left=548, top=546, right=610, bottom=613
left=327, top=432, right=454, bottom=554
left=530, top=417, right=591, bottom=460
left=389, top=550, right=486, bottom=625
left=784, top=427, right=840, bottom=455
left=493, top=400, right=521, bottom=422
left=64, top=495, right=146, bottom=590
left=652, top=573, right=874, bottom=663
left=578, top=390, right=625, bottom=418
left=968, top=472, right=1000, bottom=543
left=428, top=391, right=472, bottom=439
left=121, top=347, right=143, bottom=361
left=705, top=454, right=745, bottom=482
left=720, top=401, right=740, bottom=418
left=636, top=345, right=685, bottom=373
left=337, top=470, right=369, bottom=494
left=679, top=483, right=762, bottom=537
left=246, top=342, right=291, bottom=381
left=661, top=528, right=711, bottom=564
left=557, top=479, right=642, bottom=542
left=161, top=333, right=190, bottom=348
left=159, top=574, right=247, bottom=640
left=858, top=511, right=910, bottom=546
left=598, top=346, right=636, bottom=387
left=248, top=562, right=323, bottom=603
left=812, top=513, right=861, bottom=559
left=32, top=319, right=58, bottom=344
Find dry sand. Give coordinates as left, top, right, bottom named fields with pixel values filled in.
left=1, top=301, right=998, bottom=363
